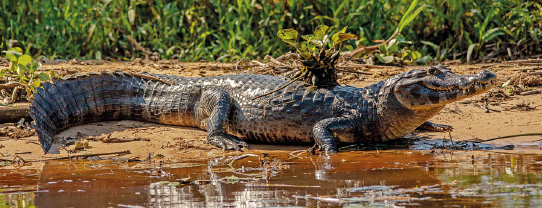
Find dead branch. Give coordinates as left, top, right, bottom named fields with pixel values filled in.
left=338, top=63, right=400, bottom=69
left=506, top=59, right=542, bottom=64
left=41, top=150, right=131, bottom=161
left=264, top=55, right=292, bottom=68
left=341, top=30, right=399, bottom=62
left=336, top=68, right=372, bottom=75
left=127, top=35, right=151, bottom=61
left=0, top=82, right=23, bottom=88
left=0, top=105, right=32, bottom=123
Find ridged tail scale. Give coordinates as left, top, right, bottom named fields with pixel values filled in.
left=29, top=71, right=170, bottom=153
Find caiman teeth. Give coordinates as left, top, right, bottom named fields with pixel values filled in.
left=426, top=80, right=493, bottom=92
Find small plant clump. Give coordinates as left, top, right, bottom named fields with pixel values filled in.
left=253, top=26, right=357, bottom=99
left=1, top=47, right=57, bottom=105
left=279, top=25, right=357, bottom=86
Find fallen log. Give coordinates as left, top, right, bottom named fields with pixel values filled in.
left=0, top=104, right=32, bottom=124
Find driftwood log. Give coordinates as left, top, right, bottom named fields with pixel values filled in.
left=0, top=105, right=32, bottom=123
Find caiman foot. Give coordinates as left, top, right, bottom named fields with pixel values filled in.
left=208, top=134, right=248, bottom=151
left=417, top=121, right=453, bottom=132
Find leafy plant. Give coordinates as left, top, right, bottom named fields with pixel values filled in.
left=374, top=34, right=421, bottom=65
left=1, top=47, right=56, bottom=102
left=254, top=25, right=357, bottom=99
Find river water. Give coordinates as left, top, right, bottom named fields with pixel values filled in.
left=2, top=149, right=542, bottom=207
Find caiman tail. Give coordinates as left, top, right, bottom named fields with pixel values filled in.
left=29, top=71, right=179, bottom=153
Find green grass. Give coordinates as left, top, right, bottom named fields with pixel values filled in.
left=1, top=0, right=541, bottom=63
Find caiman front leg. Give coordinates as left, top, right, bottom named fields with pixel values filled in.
left=196, top=89, right=247, bottom=151
left=417, top=121, right=453, bottom=132
left=313, top=117, right=357, bottom=154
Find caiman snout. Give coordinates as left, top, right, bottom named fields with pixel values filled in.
left=394, top=66, right=497, bottom=110
left=478, top=70, right=497, bottom=80
left=459, top=70, right=496, bottom=89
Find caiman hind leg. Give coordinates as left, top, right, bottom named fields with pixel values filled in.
left=196, top=89, right=247, bottom=151
left=417, top=121, right=453, bottom=132
left=313, top=117, right=358, bottom=154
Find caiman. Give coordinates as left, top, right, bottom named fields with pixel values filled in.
left=29, top=64, right=496, bottom=154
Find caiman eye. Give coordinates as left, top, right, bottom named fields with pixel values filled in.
left=427, top=67, right=441, bottom=75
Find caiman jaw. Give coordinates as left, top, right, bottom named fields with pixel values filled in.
left=394, top=65, right=496, bottom=110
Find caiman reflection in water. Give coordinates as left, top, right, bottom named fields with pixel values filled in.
left=5, top=151, right=542, bottom=207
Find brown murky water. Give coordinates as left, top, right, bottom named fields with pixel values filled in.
left=2, top=150, right=542, bottom=207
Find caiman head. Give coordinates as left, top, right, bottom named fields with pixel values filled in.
left=375, top=64, right=496, bottom=141
left=393, top=64, right=496, bottom=109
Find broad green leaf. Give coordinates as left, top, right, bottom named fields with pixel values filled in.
left=313, top=25, right=329, bottom=40
left=307, top=43, right=318, bottom=55
left=38, top=72, right=50, bottom=81
left=128, top=9, right=135, bottom=24
left=416, top=55, right=432, bottom=64
left=378, top=44, right=388, bottom=55
left=411, top=51, right=422, bottom=60
left=298, top=42, right=310, bottom=58
left=18, top=63, right=28, bottom=72
left=0, top=69, right=5, bottom=78
left=420, top=41, right=439, bottom=50
left=277, top=29, right=298, bottom=40
left=396, top=34, right=407, bottom=43
left=18, top=54, right=32, bottom=66
left=10, top=62, right=17, bottom=72
left=376, top=53, right=394, bottom=63
left=282, top=38, right=297, bottom=47
left=9, top=47, right=23, bottom=53
left=6, top=47, right=23, bottom=62
left=466, top=44, right=477, bottom=62
left=335, top=33, right=357, bottom=44
left=332, top=26, right=348, bottom=44
left=33, top=80, right=41, bottom=88
left=3, top=50, right=22, bottom=62
left=387, top=39, right=398, bottom=52
left=301, top=35, right=313, bottom=40
left=298, top=50, right=311, bottom=59
left=31, top=61, right=42, bottom=72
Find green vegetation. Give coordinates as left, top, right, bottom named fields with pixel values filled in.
left=1, top=0, right=541, bottom=63
left=277, top=25, right=356, bottom=85
left=1, top=47, right=55, bottom=103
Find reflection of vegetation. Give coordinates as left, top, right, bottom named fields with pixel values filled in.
left=0, top=193, right=36, bottom=208
left=1, top=0, right=540, bottom=62
left=433, top=154, right=542, bottom=207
